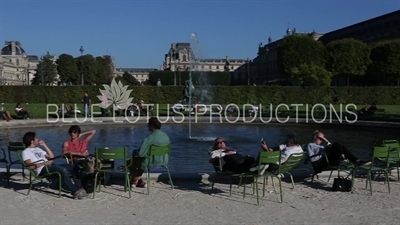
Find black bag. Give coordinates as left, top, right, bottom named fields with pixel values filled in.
left=332, top=176, right=352, bottom=192
left=81, top=174, right=97, bottom=193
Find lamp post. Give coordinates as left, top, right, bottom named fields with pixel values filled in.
left=247, top=57, right=250, bottom=86
left=265, top=47, right=269, bottom=85
left=174, top=60, right=178, bottom=86
left=79, top=46, right=84, bottom=85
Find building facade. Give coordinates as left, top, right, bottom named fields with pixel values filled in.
left=162, top=43, right=249, bottom=84
left=0, top=41, right=39, bottom=85
left=319, top=10, right=400, bottom=44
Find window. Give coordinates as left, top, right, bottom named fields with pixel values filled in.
left=16, top=59, right=20, bottom=66
left=216, top=65, right=219, bottom=69
left=183, top=55, right=187, bottom=62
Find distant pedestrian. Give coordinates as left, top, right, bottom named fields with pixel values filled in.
left=81, top=91, right=91, bottom=117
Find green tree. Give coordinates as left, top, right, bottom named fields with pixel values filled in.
left=76, top=54, right=98, bottom=85
left=121, top=71, right=139, bottom=85
left=31, top=53, right=58, bottom=85
left=277, top=35, right=325, bottom=81
left=57, top=54, right=79, bottom=84
left=95, top=55, right=113, bottom=85
left=291, top=63, right=333, bottom=86
left=369, top=39, right=400, bottom=85
left=325, top=38, right=371, bottom=86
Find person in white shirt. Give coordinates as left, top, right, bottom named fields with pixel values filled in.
left=307, top=130, right=370, bottom=173
left=209, top=138, right=256, bottom=173
left=21, top=132, right=87, bottom=199
left=250, top=132, right=304, bottom=173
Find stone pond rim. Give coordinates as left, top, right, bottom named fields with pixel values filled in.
left=0, top=116, right=399, bottom=130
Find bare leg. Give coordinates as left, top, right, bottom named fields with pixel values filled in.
left=6, top=111, right=13, bottom=121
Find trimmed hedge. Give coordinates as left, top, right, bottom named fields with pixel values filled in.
left=1, top=86, right=400, bottom=105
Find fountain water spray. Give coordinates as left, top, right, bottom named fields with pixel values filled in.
left=188, top=33, right=215, bottom=141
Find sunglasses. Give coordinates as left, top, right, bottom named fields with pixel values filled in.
left=218, top=140, right=225, bottom=144
left=71, top=131, right=78, bottom=134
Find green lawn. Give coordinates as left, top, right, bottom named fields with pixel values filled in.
left=1, top=103, right=399, bottom=122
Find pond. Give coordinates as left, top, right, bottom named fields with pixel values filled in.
left=1, top=123, right=399, bottom=173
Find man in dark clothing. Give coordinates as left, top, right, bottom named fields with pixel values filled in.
left=82, top=91, right=91, bottom=117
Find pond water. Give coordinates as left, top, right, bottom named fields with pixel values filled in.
left=1, top=123, right=399, bottom=173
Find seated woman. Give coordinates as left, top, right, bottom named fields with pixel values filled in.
left=15, top=103, right=29, bottom=119
left=210, top=138, right=255, bottom=173
left=0, top=109, right=13, bottom=122
left=306, top=130, right=370, bottom=173
left=62, top=125, right=96, bottom=164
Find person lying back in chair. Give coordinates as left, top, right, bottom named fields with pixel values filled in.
left=307, top=130, right=370, bottom=173
left=209, top=138, right=256, bottom=174
left=249, top=132, right=304, bottom=174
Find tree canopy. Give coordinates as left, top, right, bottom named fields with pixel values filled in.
left=325, top=38, right=371, bottom=86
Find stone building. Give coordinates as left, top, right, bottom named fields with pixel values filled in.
left=0, top=41, right=39, bottom=85
left=115, top=68, right=156, bottom=84
left=319, top=10, right=400, bottom=44
left=162, top=43, right=249, bottom=84
left=252, top=29, right=323, bottom=84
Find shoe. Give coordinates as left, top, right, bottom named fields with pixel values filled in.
left=131, top=180, right=147, bottom=188
left=356, top=160, right=371, bottom=167
left=74, top=188, right=88, bottom=199
left=249, top=164, right=259, bottom=172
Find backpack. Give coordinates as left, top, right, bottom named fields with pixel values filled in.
left=76, top=155, right=104, bottom=193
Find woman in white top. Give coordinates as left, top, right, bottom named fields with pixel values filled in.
left=15, top=103, right=29, bottom=119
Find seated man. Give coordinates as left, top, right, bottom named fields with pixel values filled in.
left=307, top=130, right=370, bottom=173
left=359, top=103, right=377, bottom=115
left=127, top=117, right=170, bottom=188
left=209, top=138, right=256, bottom=174
left=113, top=104, right=122, bottom=116
left=250, top=132, right=304, bottom=173
left=0, top=109, right=13, bottom=121
left=21, top=132, right=87, bottom=199
left=249, top=104, right=259, bottom=116
left=170, top=103, right=184, bottom=116
left=58, top=105, right=73, bottom=115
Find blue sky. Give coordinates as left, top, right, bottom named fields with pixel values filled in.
left=0, top=0, right=399, bottom=68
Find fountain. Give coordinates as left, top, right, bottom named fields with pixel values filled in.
left=185, top=33, right=214, bottom=141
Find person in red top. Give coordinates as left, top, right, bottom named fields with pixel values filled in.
left=360, top=102, right=377, bottom=115
left=62, top=125, right=96, bottom=164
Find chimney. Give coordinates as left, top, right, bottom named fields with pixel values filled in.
left=11, top=41, right=16, bottom=55
left=226, top=55, right=229, bottom=61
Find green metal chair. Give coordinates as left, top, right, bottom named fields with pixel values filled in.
left=381, top=140, right=400, bottom=180
left=0, top=146, right=9, bottom=186
left=93, top=147, right=131, bottom=199
left=208, top=147, right=251, bottom=197
left=7, top=142, right=27, bottom=183
left=304, top=144, right=355, bottom=183
left=354, top=146, right=391, bottom=195
left=250, top=151, right=305, bottom=204
left=145, top=144, right=174, bottom=195
left=16, top=150, right=62, bottom=197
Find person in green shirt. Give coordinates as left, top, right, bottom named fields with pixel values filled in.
left=128, top=117, right=170, bottom=188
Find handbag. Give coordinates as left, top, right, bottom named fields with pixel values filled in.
left=332, top=176, right=352, bottom=192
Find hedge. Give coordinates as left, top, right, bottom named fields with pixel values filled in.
left=1, top=86, right=400, bottom=105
